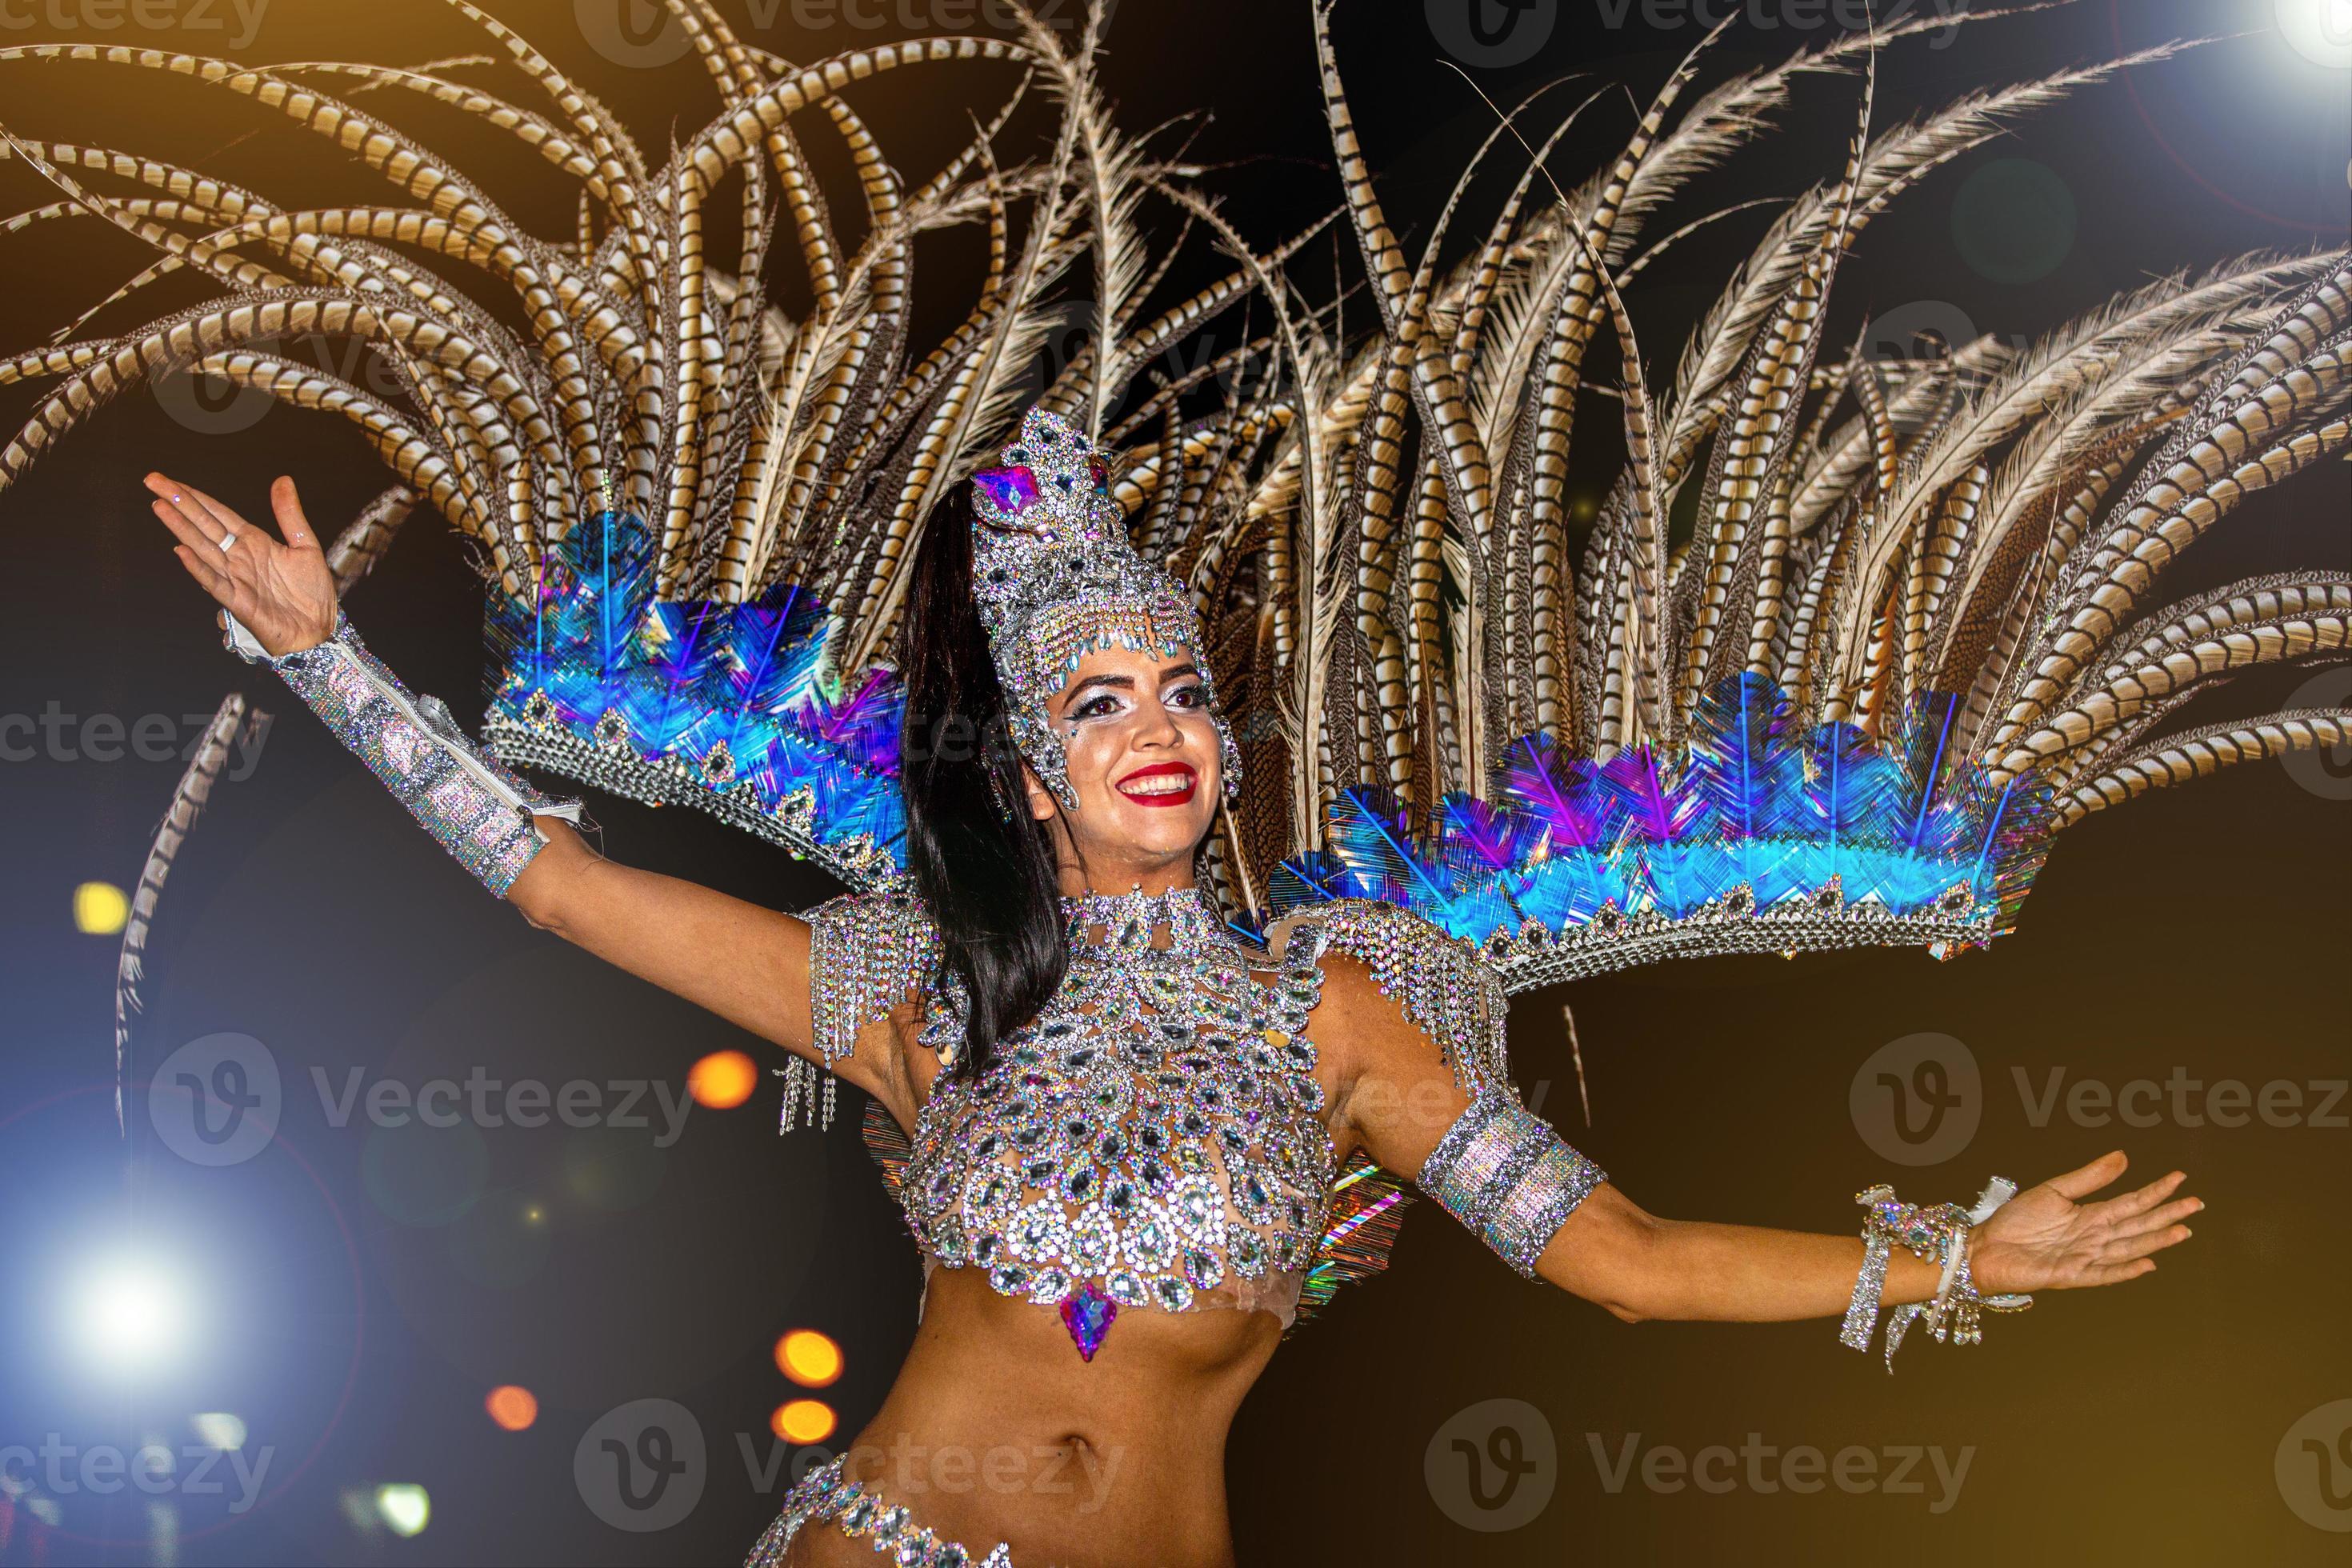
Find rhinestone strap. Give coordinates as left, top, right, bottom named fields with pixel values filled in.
left=222, top=606, right=586, bottom=898
left=790, top=878, right=941, bottom=1133
left=1278, top=899, right=1514, bottom=1098
left=742, top=1452, right=1014, bottom=1567
left=1416, top=1085, right=1607, bottom=1278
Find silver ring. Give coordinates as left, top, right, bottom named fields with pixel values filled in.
left=218, top=530, right=238, bottom=554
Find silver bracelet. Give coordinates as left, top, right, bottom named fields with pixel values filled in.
left=1416, top=1085, right=1607, bottom=1278
left=1841, top=1177, right=2034, bottom=1372
left=222, top=607, right=586, bottom=898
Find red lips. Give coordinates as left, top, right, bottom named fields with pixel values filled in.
left=1114, top=761, right=1198, bottom=807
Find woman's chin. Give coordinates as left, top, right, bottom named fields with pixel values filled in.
left=1083, top=797, right=1214, bottom=862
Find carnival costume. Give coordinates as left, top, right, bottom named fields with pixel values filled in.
left=8, top=3, right=2346, bottom=1563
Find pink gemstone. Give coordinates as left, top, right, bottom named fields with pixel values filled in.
left=973, top=465, right=1040, bottom=516
left=1058, top=1282, right=1117, bottom=1361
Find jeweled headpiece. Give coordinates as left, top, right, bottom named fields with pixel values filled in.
left=970, top=406, right=1239, bottom=810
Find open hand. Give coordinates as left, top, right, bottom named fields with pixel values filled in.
left=1968, top=1150, right=2200, bottom=1294
left=145, top=472, right=337, bottom=658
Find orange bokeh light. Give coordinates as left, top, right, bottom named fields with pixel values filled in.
left=771, top=1399, right=836, bottom=1444
left=689, top=1050, right=758, bottom=1109
left=485, top=1386, right=538, bottom=1432
left=774, top=1329, right=843, bottom=1386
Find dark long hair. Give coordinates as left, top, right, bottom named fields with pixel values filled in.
left=898, top=487, right=1068, bottom=1078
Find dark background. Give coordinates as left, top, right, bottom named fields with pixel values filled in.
left=1, top=1, right=2347, bottom=1563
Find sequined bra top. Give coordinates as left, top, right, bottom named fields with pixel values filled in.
left=800, top=882, right=1522, bottom=1358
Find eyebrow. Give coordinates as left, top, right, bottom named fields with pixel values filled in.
left=1064, top=663, right=1202, bottom=702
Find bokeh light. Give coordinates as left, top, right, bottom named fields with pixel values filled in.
left=73, top=880, right=128, bottom=934
left=775, top=1328, right=843, bottom=1387
left=66, top=1251, right=192, bottom=1374
left=374, top=1483, right=430, bottom=1537
left=771, top=1399, right=836, bottom=1444
left=485, top=1385, right=538, bottom=1432
left=689, top=1049, right=758, bottom=1109
left=190, top=1412, right=247, bottom=1450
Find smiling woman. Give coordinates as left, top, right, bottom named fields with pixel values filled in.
left=13, top=0, right=2341, bottom=1561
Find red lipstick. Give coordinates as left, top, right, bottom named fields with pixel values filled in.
left=1114, top=761, right=1198, bottom=807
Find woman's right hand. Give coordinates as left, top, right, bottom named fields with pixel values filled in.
left=145, top=472, right=338, bottom=658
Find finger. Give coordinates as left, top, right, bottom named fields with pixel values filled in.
left=2092, top=1170, right=2187, bottom=1222
left=2074, top=1258, right=2158, bottom=1288
left=171, top=478, right=257, bottom=544
left=2100, top=1222, right=2192, bottom=1263
left=145, top=474, right=228, bottom=549
left=2043, top=1150, right=2129, bottom=1202
left=152, top=497, right=227, bottom=559
left=268, top=474, right=317, bottom=549
left=2106, top=1194, right=2202, bottom=1239
left=172, top=542, right=234, bottom=602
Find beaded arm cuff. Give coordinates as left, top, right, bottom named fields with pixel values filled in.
left=1416, top=1085, right=1608, bottom=1278
left=786, top=877, right=941, bottom=1134
left=222, top=607, right=585, bottom=898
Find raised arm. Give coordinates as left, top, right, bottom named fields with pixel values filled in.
left=144, top=470, right=922, bottom=1101
left=1301, top=919, right=2200, bottom=1356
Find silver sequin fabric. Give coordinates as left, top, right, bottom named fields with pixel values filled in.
left=223, top=607, right=581, bottom=897
left=846, top=885, right=1338, bottom=1324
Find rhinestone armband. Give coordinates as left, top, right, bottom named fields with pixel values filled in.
left=1415, top=1085, right=1607, bottom=1278
left=222, top=606, right=586, bottom=898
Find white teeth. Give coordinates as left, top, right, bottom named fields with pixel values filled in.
left=1119, top=773, right=1192, bottom=796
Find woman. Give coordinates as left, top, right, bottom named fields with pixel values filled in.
left=141, top=406, right=2200, bottom=1568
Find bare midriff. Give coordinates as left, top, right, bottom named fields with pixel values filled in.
left=780, top=1263, right=1284, bottom=1568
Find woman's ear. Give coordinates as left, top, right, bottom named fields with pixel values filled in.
left=1021, top=762, right=1057, bottom=822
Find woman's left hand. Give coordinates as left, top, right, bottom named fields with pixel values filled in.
left=1968, top=1150, right=2201, bottom=1294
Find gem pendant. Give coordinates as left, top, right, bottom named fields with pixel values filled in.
left=1059, top=1281, right=1117, bottom=1361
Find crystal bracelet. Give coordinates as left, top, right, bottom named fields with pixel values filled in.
left=222, top=606, right=587, bottom=898
left=1839, top=1177, right=2034, bottom=1372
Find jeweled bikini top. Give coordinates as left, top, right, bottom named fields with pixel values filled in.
left=796, top=878, right=1526, bottom=1358
left=896, top=886, right=1334, bottom=1359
